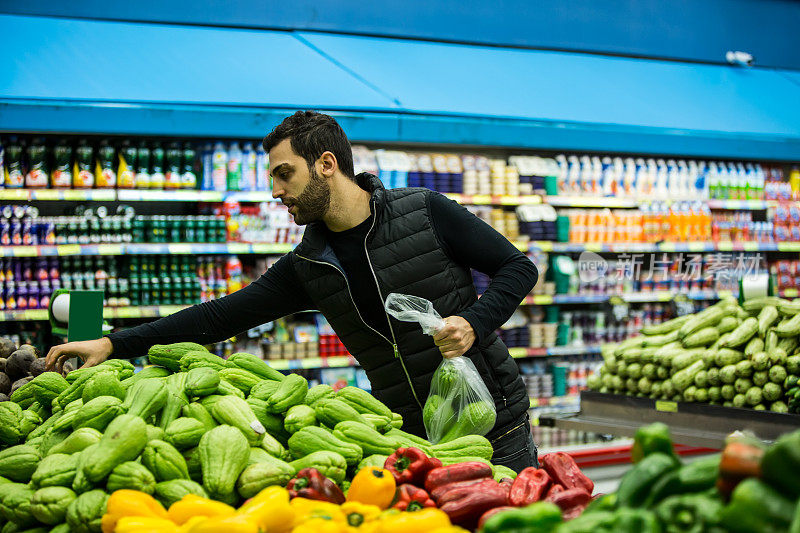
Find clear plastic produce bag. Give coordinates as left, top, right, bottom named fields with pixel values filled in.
left=384, top=293, right=497, bottom=443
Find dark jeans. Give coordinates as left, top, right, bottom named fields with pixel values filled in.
left=489, top=414, right=539, bottom=473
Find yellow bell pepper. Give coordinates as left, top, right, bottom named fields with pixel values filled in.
left=237, top=486, right=295, bottom=533
left=340, top=502, right=382, bottom=528
left=429, top=527, right=470, bottom=533
left=291, top=497, right=347, bottom=526
left=346, top=467, right=396, bottom=510
left=115, top=516, right=180, bottom=533
left=167, top=495, right=236, bottom=525
left=291, top=518, right=351, bottom=533
left=179, top=517, right=208, bottom=533
left=374, top=508, right=451, bottom=533
left=102, top=490, right=170, bottom=533
left=184, top=514, right=259, bottom=533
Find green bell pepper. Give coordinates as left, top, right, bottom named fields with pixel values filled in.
left=790, top=498, right=800, bottom=533
left=481, top=501, right=563, bottom=533
left=553, top=511, right=615, bottom=533
left=583, top=493, right=617, bottom=514
left=617, top=452, right=680, bottom=508
left=644, top=453, right=720, bottom=507
left=631, top=422, right=677, bottom=463
left=719, top=478, right=795, bottom=533
left=655, top=492, right=723, bottom=533
left=612, top=508, right=661, bottom=533
left=760, top=429, right=800, bottom=500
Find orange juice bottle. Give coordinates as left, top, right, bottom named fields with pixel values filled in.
left=640, top=204, right=651, bottom=242
left=633, top=210, right=643, bottom=242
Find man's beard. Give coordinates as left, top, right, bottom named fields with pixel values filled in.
left=291, top=167, right=331, bottom=225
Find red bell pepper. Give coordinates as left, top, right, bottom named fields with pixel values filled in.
left=425, top=462, right=493, bottom=493
left=546, top=487, right=592, bottom=520
left=384, top=447, right=442, bottom=486
left=509, top=467, right=552, bottom=506
left=544, top=484, right=564, bottom=500
left=438, top=479, right=511, bottom=529
left=430, top=478, right=491, bottom=502
left=437, top=478, right=499, bottom=506
left=477, top=506, right=515, bottom=531
left=541, top=452, right=594, bottom=494
left=287, top=468, right=345, bottom=504
left=393, top=484, right=437, bottom=512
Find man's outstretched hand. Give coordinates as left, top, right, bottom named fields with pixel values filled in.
left=432, top=316, right=476, bottom=359
left=45, top=337, right=114, bottom=372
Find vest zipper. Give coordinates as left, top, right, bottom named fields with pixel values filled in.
left=297, top=251, right=423, bottom=410
left=295, top=253, right=392, bottom=346
left=362, top=204, right=424, bottom=411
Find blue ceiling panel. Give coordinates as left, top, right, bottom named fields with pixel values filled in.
left=0, top=15, right=396, bottom=110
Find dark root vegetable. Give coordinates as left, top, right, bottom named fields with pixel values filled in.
left=0, top=393, right=8, bottom=402
left=17, top=344, right=37, bottom=356
left=0, top=358, right=5, bottom=374
left=10, top=376, right=33, bottom=394
left=62, top=361, right=75, bottom=377
left=0, top=373, right=10, bottom=395
left=29, top=358, right=47, bottom=377
left=6, top=350, right=36, bottom=381
left=0, top=338, right=16, bottom=358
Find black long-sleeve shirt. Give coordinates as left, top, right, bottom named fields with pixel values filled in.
left=108, top=193, right=538, bottom=357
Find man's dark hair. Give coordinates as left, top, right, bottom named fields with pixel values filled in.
left=263, top=111, right=355, bottom=180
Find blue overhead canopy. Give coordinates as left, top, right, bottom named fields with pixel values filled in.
left=2, top=15, right=799, bottom=160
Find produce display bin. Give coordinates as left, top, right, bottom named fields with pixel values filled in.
left=543, top=390, right=800, bottom=448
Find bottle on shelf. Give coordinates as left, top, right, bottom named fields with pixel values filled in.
left=95, top=140, right=117, bottom=188
left=227, top=142, right=242, bottom=192
left=116, top=141, right=136, bottom=189
left=150, top=144, right=166, bottom=189
left=164, top=142, right=183, bottom=189
left=5, top=137, right=24, bottom=188
left=211, top=142, right=228, bottom=192
left=73, top=140, right=94, bottom=188
left=51, top=140, right=73, bottom=188
left=25, top=138, right=49, bottom=188
left=256, top=144, right=270, bottom=193
left=181, top=143, right=198, bottom=190
left=241, top=142, right=256, bottom=192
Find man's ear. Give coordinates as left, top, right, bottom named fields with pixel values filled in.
left=319, top=151, right=338, bottom=177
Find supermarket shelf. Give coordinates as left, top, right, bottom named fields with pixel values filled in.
left=537, top=440, right=715, bottom=469
left=117, top=189, right=275, bottom=203
left=547, top=390, right=800, bottom=447
left=509, top=345, right=604, bottom=359
left=544, top=196, right=773, bottom=211
left=444, top=193, right=541, bottom=206
left=1, top=305, right=189, bottom=321
left=0, top=188, right=274, bottom=203
left=10, top=240, right=788, bottom=258
left=266, top=356, right=359, bottom=371
left=530, top=393, right=581, bottom=409
left=0, top=242, right=296, bottom=257
left=530, top=241, right=778, bottom=253
left=1, top=189, right=782, bottom=211
left=1, top=309, right=49, bottom=321
left=4, top=188, right=543, bottom=206
left=544, top=196, right=639, bottom=208
left=520, top=290, right=730, bottom=306
left=707, top=199, right=771, bottom=210
left=0, top=188, right=117, bottom=201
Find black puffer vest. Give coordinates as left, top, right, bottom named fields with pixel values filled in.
left=290, top=174, right=529, bottom=438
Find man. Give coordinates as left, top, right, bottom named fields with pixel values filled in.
left=46, top=111, right=539, bottom=471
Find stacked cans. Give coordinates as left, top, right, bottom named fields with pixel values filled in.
left=0, top=257, right=59, bottom=311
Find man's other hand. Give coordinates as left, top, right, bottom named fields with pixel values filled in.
left=432, top=316, right=476, bottom=359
